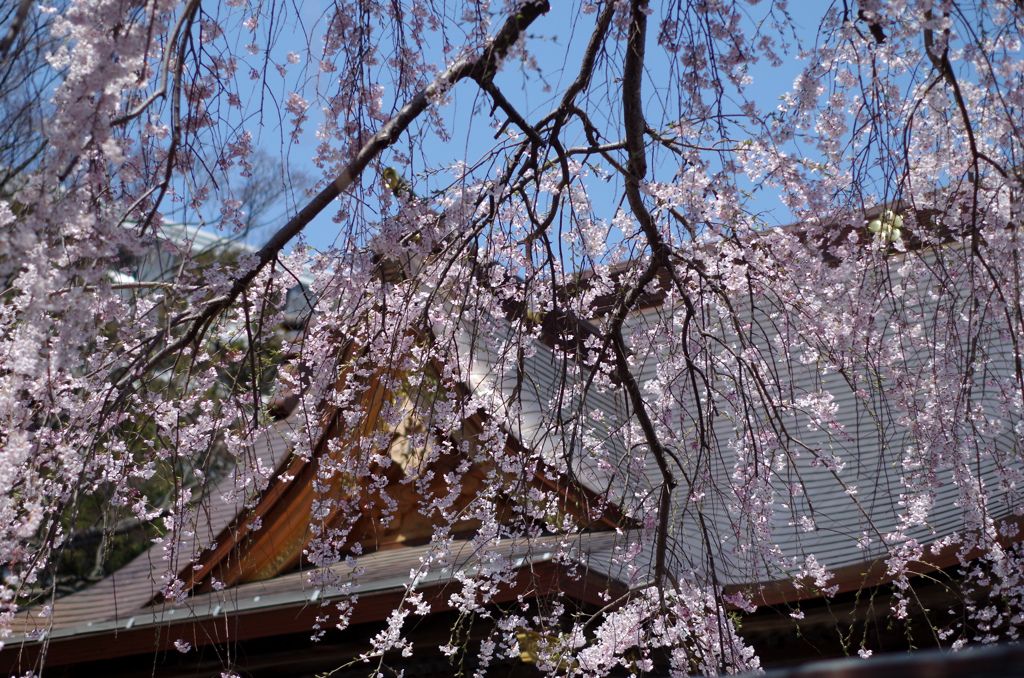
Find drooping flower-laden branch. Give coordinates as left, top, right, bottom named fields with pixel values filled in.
left=1, top=0, right=1024, bottom=675
left=120, top=0, right=553, bottom=391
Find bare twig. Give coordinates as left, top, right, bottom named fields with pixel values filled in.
left=116, top=1, right=551, bottom=392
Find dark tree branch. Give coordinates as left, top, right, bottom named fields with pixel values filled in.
left=606, top=258, right=678, bottom=589
left=0, top=0, right=33, bottom=57
left=538, top=0, right=616, bottom=130
left=615, top=0, right=685, bottom=592
left=118, top=0, right=551, bottom=390
left=623, top=0, right=649, bottom=183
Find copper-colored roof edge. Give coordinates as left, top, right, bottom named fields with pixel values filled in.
left=1, top=558, right=620, bottom=670
left=4, top=569, right=457, bottom=660
left=724, top=510, right=1024, bottom=607
left=12, top=531, right=626, bottom=643
left=744, top=641, right=1024, bottom=678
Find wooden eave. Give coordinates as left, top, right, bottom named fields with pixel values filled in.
left=1, top=554, right=626, bottom=673
left=177, top=345, right=627, bottom=597
left=724, top=511, right=1024, bottom=608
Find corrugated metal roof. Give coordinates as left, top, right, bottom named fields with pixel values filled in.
left=464, top=242, right=1021, bottom=591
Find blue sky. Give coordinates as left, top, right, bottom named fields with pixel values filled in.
left=220, top=0, right=832, bottom=253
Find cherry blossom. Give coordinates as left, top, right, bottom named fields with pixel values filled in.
left=0, top=0, right=1023, bottom=675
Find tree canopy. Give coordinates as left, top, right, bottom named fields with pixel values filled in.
left=1, top=0, right=1023, bottom=675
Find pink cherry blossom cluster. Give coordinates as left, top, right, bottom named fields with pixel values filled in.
left=2, top=0, right=1024, bottom=674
